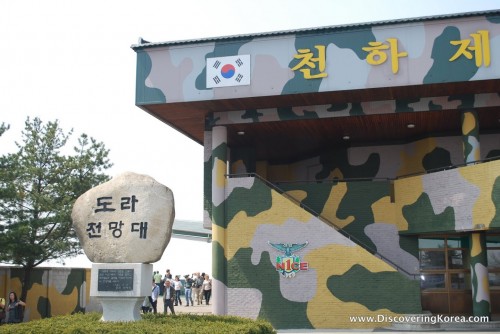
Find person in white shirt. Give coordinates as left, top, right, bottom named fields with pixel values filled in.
left=173, top=276, right=183, bottom=306
left=202, top=274, right=212, bottom=305
left=149, top=280, right=160, bottom=314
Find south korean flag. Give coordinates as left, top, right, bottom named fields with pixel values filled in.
left=206, top=55, right=251, bottom=88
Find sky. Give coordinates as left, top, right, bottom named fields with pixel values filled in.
left=1, top=0, right=499, bottom=273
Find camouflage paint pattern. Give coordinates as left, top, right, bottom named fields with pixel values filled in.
left=0, top=267, right=90, bottom=321
left=206, top=135, right=500, bottom=328
left=135, top=11, right=500, bottom=329
left=462, top=110, right=481, bottom=164
left=214, top=93, right=500, bottom=126
left=469, top=232, right=491, bottom=317
left=220, top=176, right=421, bottom=329
left=211, top=126, right=228, bottom=315
left=133, top=14, right=500, bottom=105
left=203, top=130, right=213, bottom=230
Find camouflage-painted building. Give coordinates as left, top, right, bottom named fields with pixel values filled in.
left=132, top=10, right=500, bottom=329
left=0, top=267, right=92, bottom=321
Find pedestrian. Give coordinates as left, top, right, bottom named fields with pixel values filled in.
left=163, top=280, right=176, bottom=315
left=149, top=280, right=160, bottom=314
left=203, top=274, right=212, bottom=305
left=184, top=274, right=194, bottom=306
left=192, top=272, right=204, bottom=305
left=173, top=276, right=183, bottom=306
left=165, top=269, right=172, bottom=280
left=6, top=292, right=25, bottom=324
left=154, top=271, right=163, bottom=295
left=141, top=296, right=152, bottom=313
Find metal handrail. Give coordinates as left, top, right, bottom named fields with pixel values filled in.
left=224, top=156, right=500, bottom=278
left=226, top=172, right=417, bottom=278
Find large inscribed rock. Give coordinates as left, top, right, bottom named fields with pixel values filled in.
left=72, top=172, right=175, bottom=263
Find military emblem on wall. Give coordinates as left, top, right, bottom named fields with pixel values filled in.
left=268, top=241, right=309, bottom=278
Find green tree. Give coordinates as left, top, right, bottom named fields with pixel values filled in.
left=0, top=122, right=9, bottom=137
left=0, top=117, right=112, bottom=303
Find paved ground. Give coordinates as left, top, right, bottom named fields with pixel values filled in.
left=153, top=297, right=212, bottom=315
left=150, top=301, right=499, bottom=333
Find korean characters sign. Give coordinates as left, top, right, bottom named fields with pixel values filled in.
left=86, top=195, right=148, bottom=240
left=290, top=30, right=491, bottom=80
left=72, top=172, right=175, bottom=263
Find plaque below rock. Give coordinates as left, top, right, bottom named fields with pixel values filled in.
left=72, top=172, right=175, bottom=263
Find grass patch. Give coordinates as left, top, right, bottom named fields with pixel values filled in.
left=0, top=312, right=276, bottom=334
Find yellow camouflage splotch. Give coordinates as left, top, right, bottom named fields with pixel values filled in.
left=225, top=190, right=312, bottom=261
left=393, top=176, right=424, bottom=232
left=459, top=162, right=497, bottom=229
left=0, top=267, right=90, bottom=321
left=462, top=111, right=478, bottom=135
left=35, top=284, right=79, bottom=319
left=6, top=274, right=81, bottom=320
left=304, top=244, right=395, bottom=328
left=284, top=190, right=308, bottom=203
left=471, top=233, right=483, bottom=257
left=371, top=196, right=407, bottom=230
left=212, top=224, right=227, bottom=257
left=321, top=182, right=354, bottom=229
left=399, top=138, right=437, bottom=176
left=214, top=158, right=226, bottom=188
left=327, top=167, right=343, bottom=180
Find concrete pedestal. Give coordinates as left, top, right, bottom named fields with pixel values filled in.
left=97, top=297, right=143, bottom=321
left=90, top=263, right=152, bottom=322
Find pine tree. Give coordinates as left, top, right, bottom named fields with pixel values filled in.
left=0, top=117, right=112, bottom=303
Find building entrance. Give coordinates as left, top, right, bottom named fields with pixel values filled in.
left=419, top=234, right=500, bottom=315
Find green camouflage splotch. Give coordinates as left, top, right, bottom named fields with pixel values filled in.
left=316, top=149, right=380, bottom=179
left=135, top=51, right=166, bottom=104
left=403, top=193, right=456, bottom=233
left=469, top=233, right=491, bottom=317
left=228, top=248, right=313, bottom=329
left=490, top=176, right=500, bottom=228
left=37, top=296, right=51, bottom=318
left=63, top=269, right=87, bottom=313
left=223, top=178, right=272, bottom=226
left=328, top=264, right=421, bottom=313
left=213, top=93, right=499, bottom=126
left=423, top=26, right=479, bottom=84
left=283, top=28, right=375, bottom=94
left=422, top=147, right=452, bottom=171
left=213, top=241, right=227, bottom=285
left=2, top=267, right=89, bottom=320
left=338, top=182, right=389, bottom=250
left=134, top=14, right=500, bottom=105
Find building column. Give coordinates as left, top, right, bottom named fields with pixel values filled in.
left=469, top=232, right=491, bottom=319
left=461, top=110, right=480, bottom=164
left=462, top=110, right=490, bottom=318
left=211, top=126, right=227, bottom=315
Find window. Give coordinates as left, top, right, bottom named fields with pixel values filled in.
left=420, top=273, right=445, bottom=289
left=419, top=236, right=469, bottom=291
left=487, top=235, right=500, bottom=289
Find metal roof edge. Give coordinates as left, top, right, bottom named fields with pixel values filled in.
left=131, top=9, right=500, bottom=51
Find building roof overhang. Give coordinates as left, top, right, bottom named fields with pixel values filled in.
left=133, top=10, right=500, bottom=163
